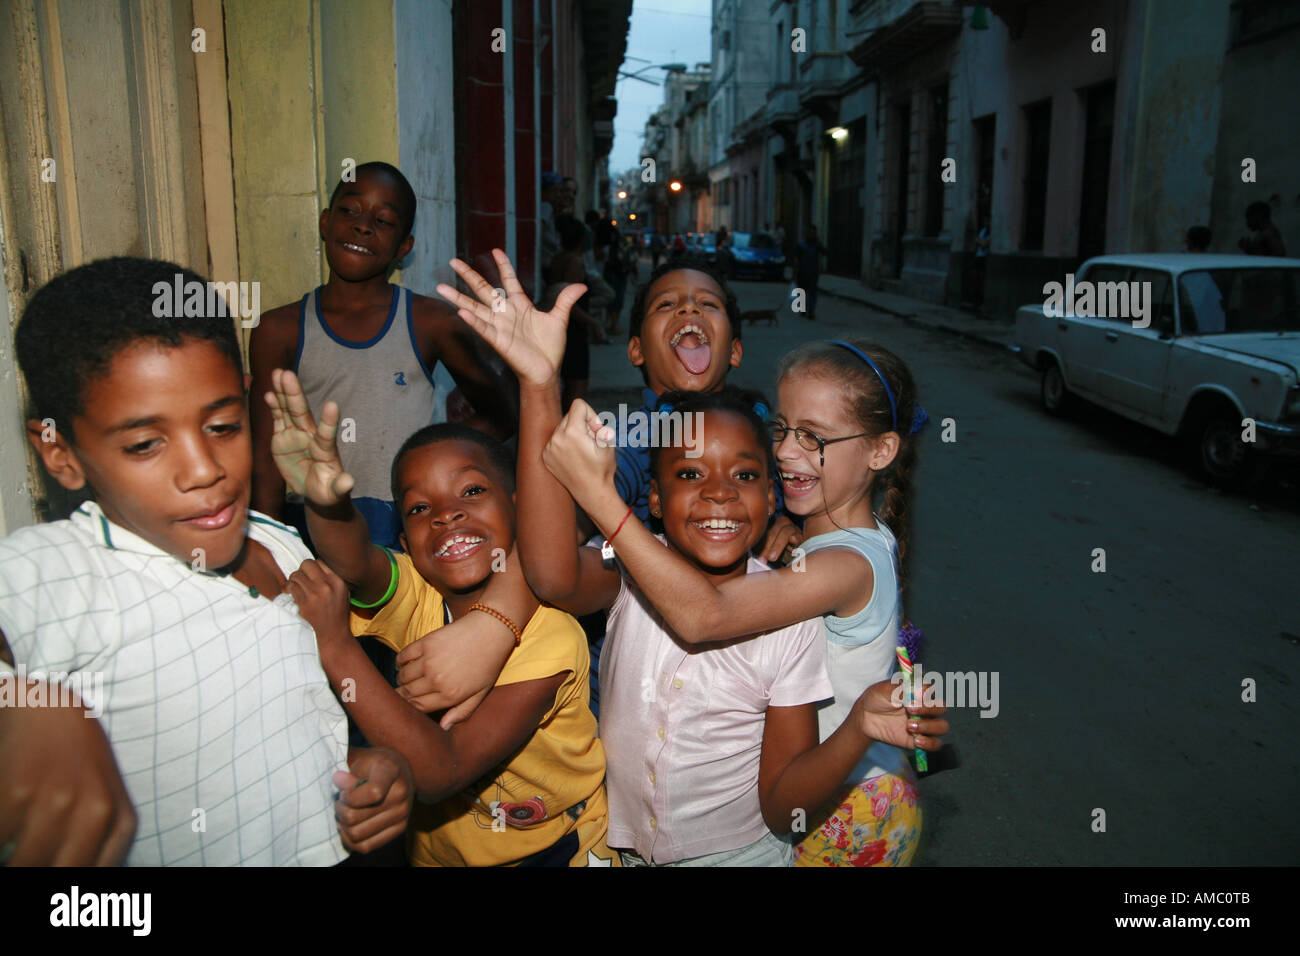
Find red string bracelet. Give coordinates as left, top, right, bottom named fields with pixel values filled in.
left=601, top=506, right=635, bottom=560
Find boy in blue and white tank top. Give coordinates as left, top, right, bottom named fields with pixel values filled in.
left=251, top=162, right=516, bottom=550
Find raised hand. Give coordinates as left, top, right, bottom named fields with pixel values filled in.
left=436, top=248, right=585, bottom=388
left=264, top=367, right=356, bottom=507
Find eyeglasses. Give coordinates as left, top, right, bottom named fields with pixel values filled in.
left=766, top=420, right=872, bottom=468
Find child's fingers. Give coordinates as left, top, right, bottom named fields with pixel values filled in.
left=445, top=258, right=500, bottom=308
left=438, top=687, right=490, bottom=730
left=550, top=282, right=587, bottom=322
left=491, top=248, right=527, bottom=301
left=329, top=471, right=356, bottom=500
left=340, top=752, right=400, bottom=810
left=436, top=280, right=492, bottom=321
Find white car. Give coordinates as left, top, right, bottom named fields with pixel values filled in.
left=1013, top=254, right=1300, bottom=487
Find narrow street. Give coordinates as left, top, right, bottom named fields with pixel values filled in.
left=592, top=266, right=1300, bottom=865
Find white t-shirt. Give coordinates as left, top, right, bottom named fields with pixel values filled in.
left=0, top=502, right=349, bottom=866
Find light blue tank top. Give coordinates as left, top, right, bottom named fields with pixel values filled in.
left=294, top=285, right=453, bottom=547
left=802, top=522, right=909, bottom=783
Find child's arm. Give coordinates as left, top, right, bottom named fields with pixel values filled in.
left=544, top=401, right=866, bottom=641
left=0, top=655, right=137, bottom=865
left=394, top=543, right=537, bottom=727
left=248, top=304, right=302, bottom=519
left=267, top=369, right=527, bottom=721
left=288, top=560, right=565, bottom=803
left=264, top=367, right=391, bottom=602
left=756, top=683, right=948, bottom=835
left=436, top=250, right=621, bottom=615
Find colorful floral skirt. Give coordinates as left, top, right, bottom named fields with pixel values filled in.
left=792, top=771, right=921, bottom=867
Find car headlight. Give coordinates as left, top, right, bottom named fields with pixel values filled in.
left=1287, top=386, right=1300, bottom=419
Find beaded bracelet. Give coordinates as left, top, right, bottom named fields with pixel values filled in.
left=469, top=603, right=523, bottom=646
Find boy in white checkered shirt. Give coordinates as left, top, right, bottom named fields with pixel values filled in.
left=0, top=258, right=414, bottom=866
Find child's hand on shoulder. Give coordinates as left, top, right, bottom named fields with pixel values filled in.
left=543, top=398, right=618, bottom=510
left=760, top=514, right=804, bottom=565
left=264, top=368, right=356, bottom=508
left=436, top=248, right=583, bottom=388
left=854, top=678, right=949, bottom=752
left=335, top=747, right=414, bottom=854
left=286, top=559, right=352, bottom=648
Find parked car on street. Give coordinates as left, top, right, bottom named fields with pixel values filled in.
left=718, top=231, right=785, bottom=280
left=692, top=232, right=719, bottom=266
left=1013, top=254, right=1300, bottom=487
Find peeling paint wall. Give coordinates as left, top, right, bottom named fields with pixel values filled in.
left=1123, top=0, right=1228, bottom=253
left=1210, top=17, right=1300, bottom=257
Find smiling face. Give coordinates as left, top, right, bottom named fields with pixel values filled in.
left=774, top=371, right=895, bottom=534
left=395, top=441, right=515, bottom=599
left=32, top=339, right=252, bottom=569
left=630, top=269, right=741, bottom=394
left=319, top=169, right=415, bottom=281
left=649, top=409, right=772, bottom=578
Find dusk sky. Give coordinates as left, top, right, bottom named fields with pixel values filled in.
left=609, top=1, right=714, bottom=177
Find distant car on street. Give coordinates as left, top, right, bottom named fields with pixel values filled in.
left=692, top=232, right=719, bottom=266
left=718, top=231, right=785, bottom=280
left=1013, top=253, right=1300, bottom=487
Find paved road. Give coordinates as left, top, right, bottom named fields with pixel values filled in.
left=588, top=268, right=1300, bottom=866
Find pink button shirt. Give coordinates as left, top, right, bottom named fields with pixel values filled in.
left=599, top=552, right=832, bottom=863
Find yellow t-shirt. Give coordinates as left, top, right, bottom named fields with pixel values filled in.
left=351, top=553, right=615, bottom=867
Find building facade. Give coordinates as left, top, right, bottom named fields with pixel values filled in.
left=0, top=0, right=629, bottom=531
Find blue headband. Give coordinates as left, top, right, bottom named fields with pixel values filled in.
left=827, top=340, right=927, bottom=436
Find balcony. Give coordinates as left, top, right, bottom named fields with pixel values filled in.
left=849, top=1, right=963, bottom=74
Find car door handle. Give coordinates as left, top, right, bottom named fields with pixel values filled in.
left=1105, top=331, right=1118, bottom=342
left=1057, top=321, right=1068, bottom=331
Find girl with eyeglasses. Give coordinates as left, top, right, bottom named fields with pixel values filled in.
left=551, top=338, right=933, bottom=868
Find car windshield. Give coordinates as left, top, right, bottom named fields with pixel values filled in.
left=732, top=233, right=776, bottom=250
left=1178, top=268, right=1300, bottom=334
left=698, top=236, right=716, bottom=249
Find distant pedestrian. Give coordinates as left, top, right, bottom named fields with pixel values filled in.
left=672, top=234, right=687, bottom=256
left=795, top=225, right=827, bottom=321
left=650, top=232, right=665, bottom=269
left=1185, top=225, right=1211, bottom=253
left=1238, top=202, right=1286, bottom=257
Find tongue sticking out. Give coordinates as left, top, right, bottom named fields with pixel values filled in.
left=673, top=332, right=712, bottom=375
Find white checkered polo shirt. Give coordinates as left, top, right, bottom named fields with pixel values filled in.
left=0, top=502, right=349, bottom=866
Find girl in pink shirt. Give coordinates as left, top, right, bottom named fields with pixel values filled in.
left=551, top=338, right=932, bottom=868
left=436, top=250, right=946, bottom=866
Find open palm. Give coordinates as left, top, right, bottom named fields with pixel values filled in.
left=435, top=248, right=585, bottom=387
left=265, top=368, right=355, bottom=507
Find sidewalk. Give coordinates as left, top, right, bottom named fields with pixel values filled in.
left=816, top=273, right=1016, bottom=352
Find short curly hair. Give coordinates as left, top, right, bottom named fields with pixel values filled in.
left=15, top=257, right=244, bottom=441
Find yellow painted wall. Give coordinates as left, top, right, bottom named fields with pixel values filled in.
left=224, top=0, right=325, bottom=315
left=320, top=0, right=399, bottom=208
left=224, top=0, right=403, bottom=308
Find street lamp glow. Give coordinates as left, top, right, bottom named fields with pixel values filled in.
left=629, top=213, right=637, bottom=220
left=617, top=190, right=628, bottom=199
left=828, top=126, right=848, bottom=141
left=611, top=219, right=618, bottom=226
left=669, top=180, right=683, bottom=192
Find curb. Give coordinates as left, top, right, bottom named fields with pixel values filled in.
left=818, top=284, right=1016, bottom=354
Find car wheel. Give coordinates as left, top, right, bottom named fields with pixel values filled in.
left=1196, top=411, right=1268, bottom=491
left=1040, top=361, right=1071, bottom=415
